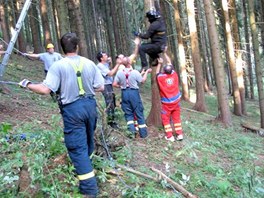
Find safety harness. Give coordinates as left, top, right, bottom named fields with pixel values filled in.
left=66, top=57, right=85, bottom=95
left=123, top=68, right=132, bottom=88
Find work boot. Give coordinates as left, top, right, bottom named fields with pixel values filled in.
left=176, top=134, right=183, bottom=141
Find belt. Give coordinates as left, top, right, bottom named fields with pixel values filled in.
left=79, top=94, right=94, bottom=99
left=61, top=95, right=94, bottom=108
left=122, top=88, right=138, bottom=91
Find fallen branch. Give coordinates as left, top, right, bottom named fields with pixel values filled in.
left=241, top=122, right=264, bottom=137
left=151, top=167, right=198, bottom=198
left=116, top=164, right=158, bottom=182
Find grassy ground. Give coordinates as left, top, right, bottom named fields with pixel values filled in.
left=0, top=54, right=263, bottom=197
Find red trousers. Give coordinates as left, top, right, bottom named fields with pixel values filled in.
left=161, top=102, right=182, bottom=138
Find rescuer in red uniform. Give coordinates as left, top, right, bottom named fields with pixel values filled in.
left=156, top=58, right=183, bottom=142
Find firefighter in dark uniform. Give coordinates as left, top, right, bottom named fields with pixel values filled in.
left=134, top=9, right=167, bottom=71
left=113, top=57, right=152, bottom=138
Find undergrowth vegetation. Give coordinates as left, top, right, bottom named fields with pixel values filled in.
left=0, top=55, right=264, bottom=197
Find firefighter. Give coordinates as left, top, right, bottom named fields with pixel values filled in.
left=113, top=56, right=151, bottom=138
left=134, top=9, right=167, bottom=71
left=96, top=51, right=121, bottom=129
left=156, top=58, right=183, bottom=142
left=19, top=32, right=104, bottom=197
left=23, top=43, right=63, bottom=76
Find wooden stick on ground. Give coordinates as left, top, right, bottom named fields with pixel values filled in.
left=116, top=164, right=158, bottom=182
left=151, top=167, right=198, bottom=198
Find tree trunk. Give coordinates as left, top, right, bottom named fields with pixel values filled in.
left=30, top=1, right=43, bottom=53
left=203, top=0, right=232, bottom=126
left=109, top=0, right=121, bottom=54
left=67, top=0, right=88, bottom=57
left=173, top=0, right=189, bottom=101
left=40, top=0, right=51, bottom=45
left=15, top=0, right=26, bottom=52
left=221, top=0, right=242, bottom=116
left=242, top=0, right=254, bottom=99
left=54, top=0, right=70, bottom=38
left=0, top=1, right=10, bottom=44
left=146, top=67, right=162, bottom=127
left=248, top=0, right=264, bottom=128
left=186, top=0, right=207, bottom=112
left=230, top=0, right=246, bottom=115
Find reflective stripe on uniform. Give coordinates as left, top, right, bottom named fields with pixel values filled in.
left=77, top=170, right=95, bottom=180
left=156, top=31, right=166, bottom=35
left=127, top=120, right=134, bottom=125
left=165, top=128, right=173, bottom=132
left=138, top=124, right=147, bottom=128
left=174, top=123, right=181, bottom=127
left=89, top=152, right=94, bottom=159
left=174, top=127, right=182, bottom=131
left=164, top=124, right=171, bottom=129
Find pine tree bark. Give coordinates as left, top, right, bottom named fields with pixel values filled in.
left=229, top=0, right=246, bottom=115
left=146, top=66, right=162, bottom=127
left=0, top=1, right=10, bottom=43
left=15, top=0, right=26, bottom=52
left=222, top=0, right=242, bottom=116
left=248, top=0, right=264, bottom=128
left=54, top=0, right=70, bottom=38
left=40, top=0, right=51, bottom=45
left=173, top=0, right=189, bottom=101
left=242, top=0, right=254, bottom=99
left=67, top=0, right=88, bottom=57
left=29, top=1, right=43, bottom=53
left=186, top=0, right=207, bottom=112
left=203, top=0, right=232, bottom=126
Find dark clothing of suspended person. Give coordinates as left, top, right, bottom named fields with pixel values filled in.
left=135, top=10, right=167, bottom=71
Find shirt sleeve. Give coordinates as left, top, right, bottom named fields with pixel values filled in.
left=38, top=53, right=45, bottom=61
left=92, top=64, right=105, bottom=89
left=42, top=62, right=61, bottom=92
left=97, top=63, right=110, bottom=77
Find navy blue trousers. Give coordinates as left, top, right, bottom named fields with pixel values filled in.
left=121, top=89, right=148, bottom=138
left=62, top=97, right=98, bottom=195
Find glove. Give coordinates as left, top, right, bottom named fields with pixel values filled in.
left=19, top=79, right=31, bottom=88
left=133, top=31, right=140, bottom=37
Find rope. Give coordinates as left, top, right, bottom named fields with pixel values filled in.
left=97, top=108, right=134, bottom=191
left=0, top=80, right=19, bottom=85
left=0, top=38, right=24, bottom=56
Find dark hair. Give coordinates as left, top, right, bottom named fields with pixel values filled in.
left=96, top=51, right=106, bottom=62
left=60, top=32, right=79, bottom=54
left=163, top=65, right=173, bottom=74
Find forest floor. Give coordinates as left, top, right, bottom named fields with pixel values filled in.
left=0, top=54, right=264, bottom=198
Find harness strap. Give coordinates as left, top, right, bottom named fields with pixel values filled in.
left=123, top=69, right=132, bottom=88
left=66, top=57, right=85, bottom=95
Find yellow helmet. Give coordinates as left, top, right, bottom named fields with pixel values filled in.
left=46, top=43, right=54, bottom=49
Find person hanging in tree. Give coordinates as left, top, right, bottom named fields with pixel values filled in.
left=134, top=9, right=167, bottom=72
